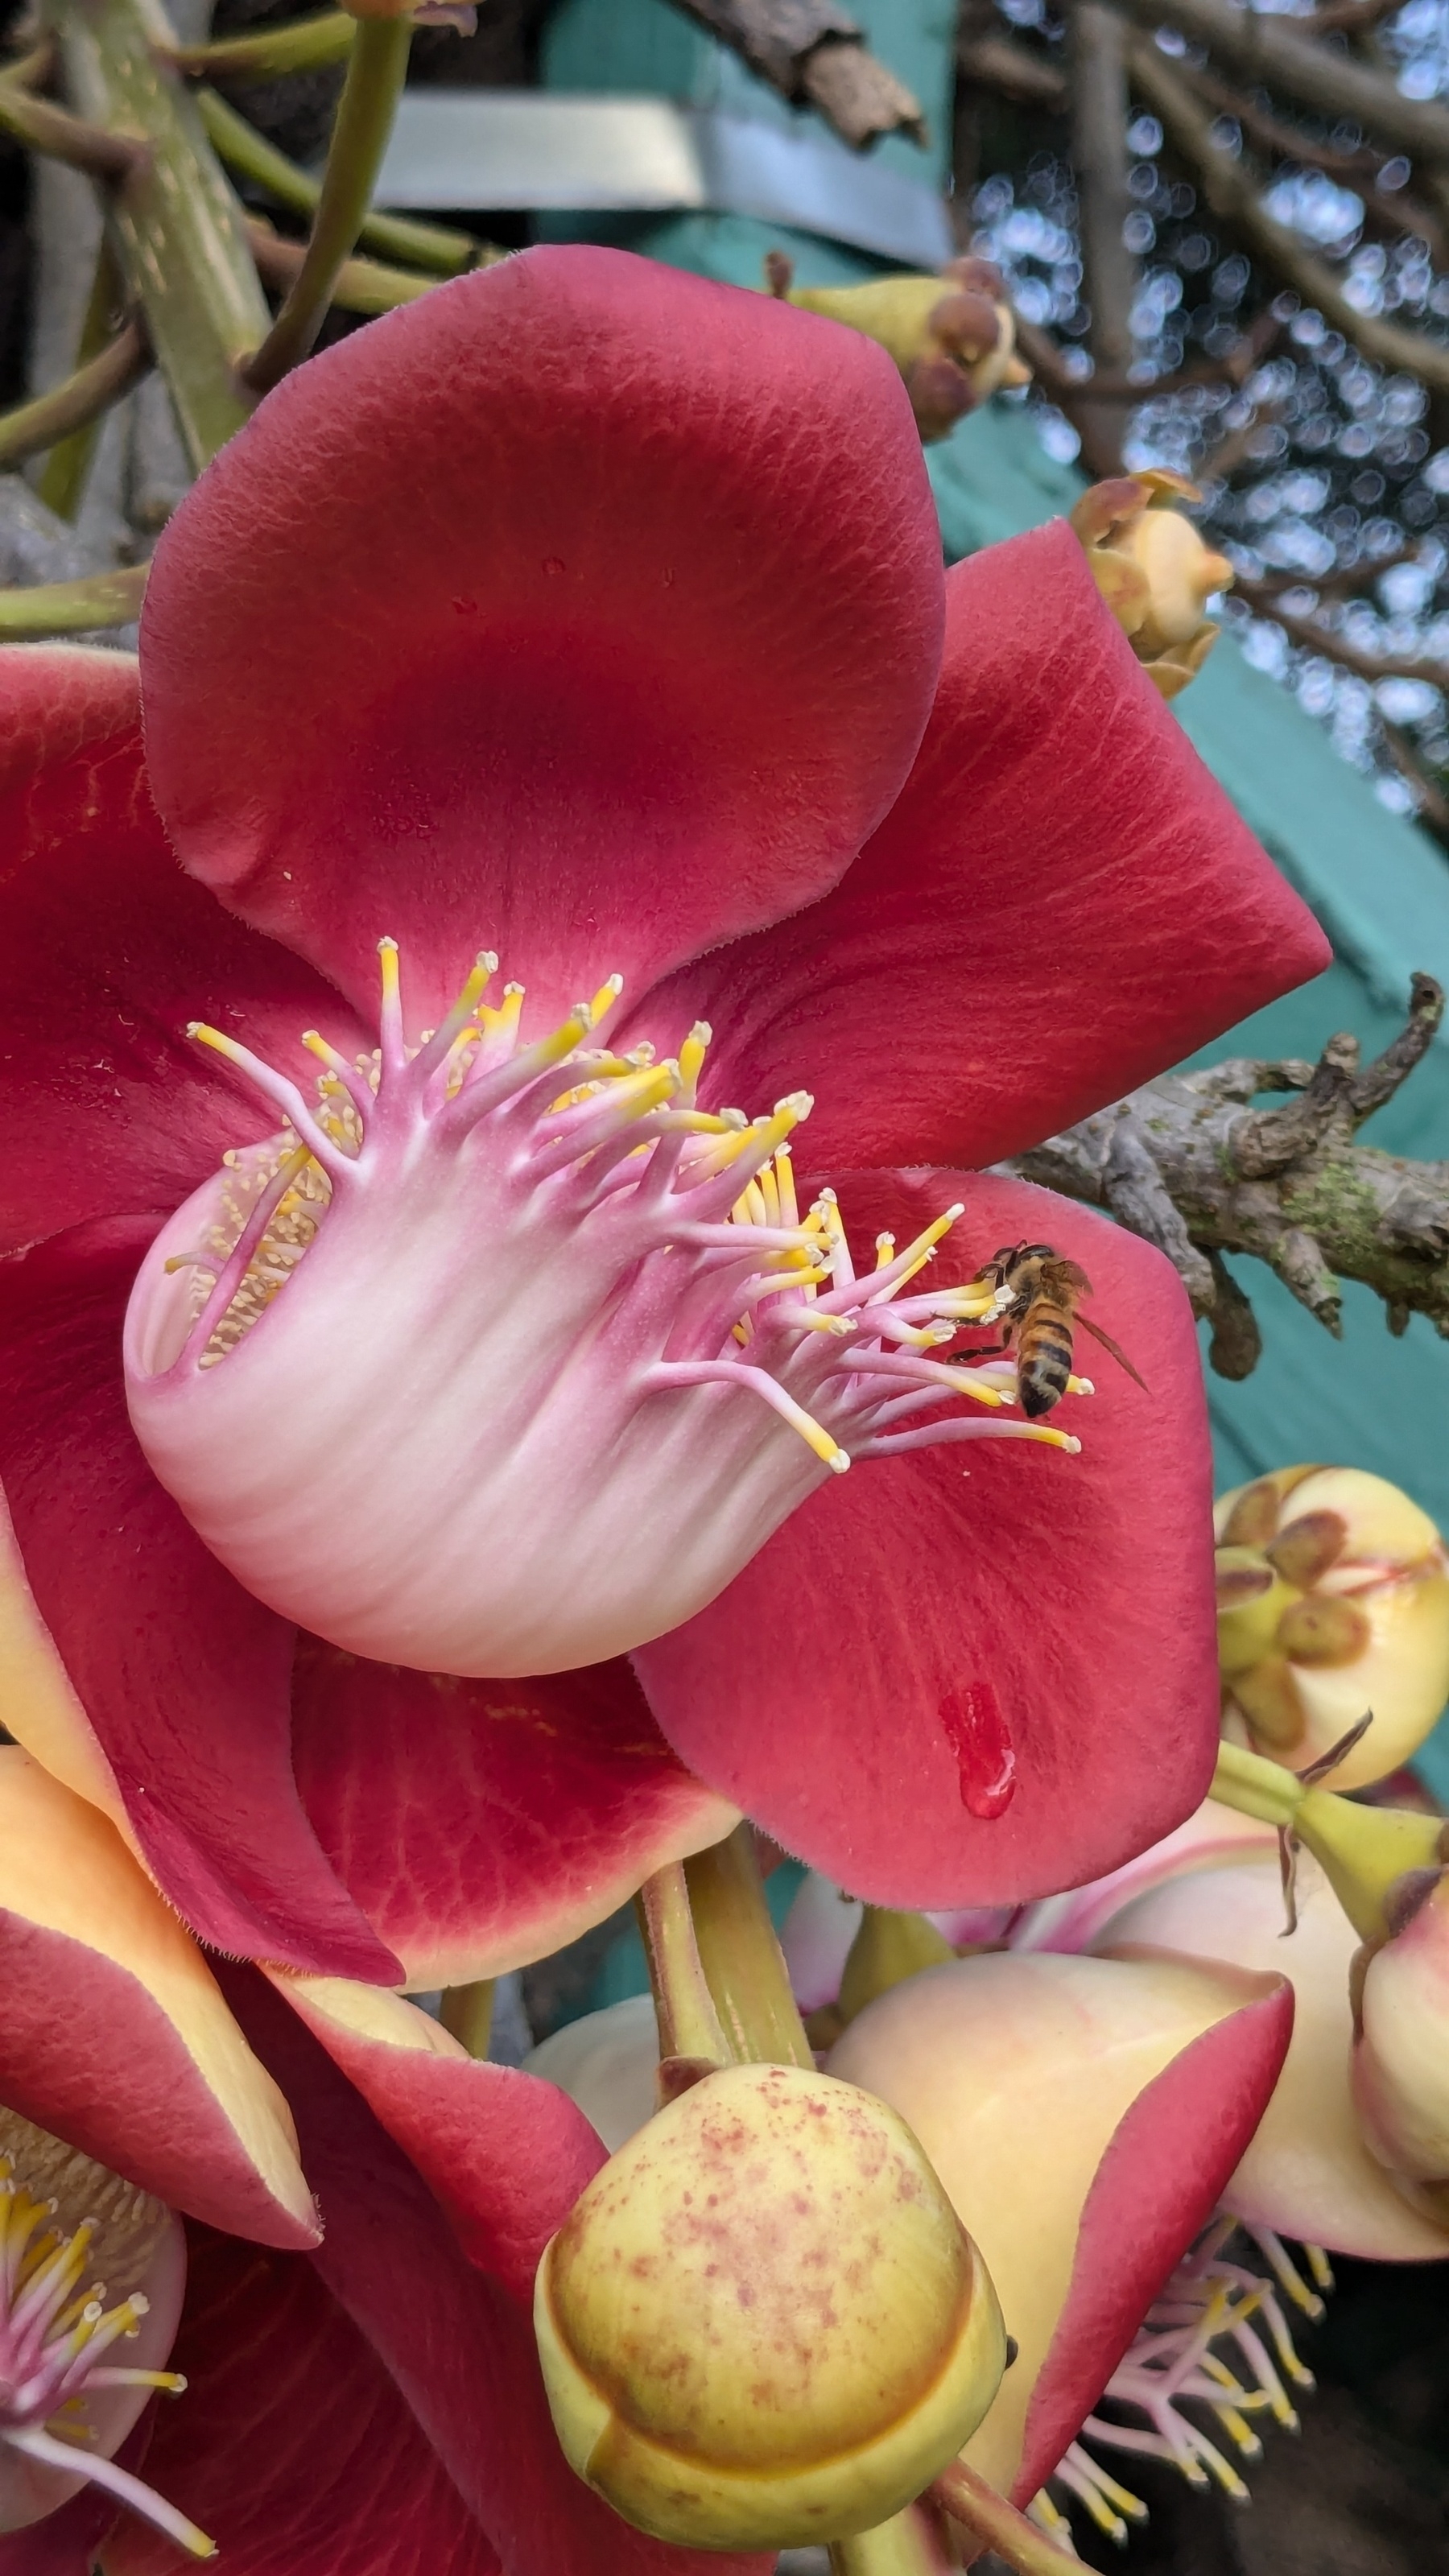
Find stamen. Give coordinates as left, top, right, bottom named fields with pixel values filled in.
left=1038, top=2221, right=1324, bottom=2550
left=0, top=2134, right=206, bottom=2561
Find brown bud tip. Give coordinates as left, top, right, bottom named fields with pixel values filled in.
left=764, top=250, right=795, bottom=299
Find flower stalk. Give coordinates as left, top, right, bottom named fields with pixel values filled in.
left=634, top=1861, right=729, bottom=2071
left=684, top=1824, right=815, bottom=2068
left=241, top=11, right=413, bottom=393
left=199, top=85, right=476, bottom=278
left=930, top=2455, right=1080, bottom=2574
left=167, top=8, right=357, bottom=79
left=1211, top=1737, right=1447, bottom=1940
left=439, top=1978, right=495, bottom=2058
left=0, top=316, right=147, bottom=469
left=0, top=564, right=148, bottom=634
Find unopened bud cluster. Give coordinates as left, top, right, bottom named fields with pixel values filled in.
left=1215, top=1467, right=1449, bottom=1785
left=1070, top=469, right=1232, bottom=699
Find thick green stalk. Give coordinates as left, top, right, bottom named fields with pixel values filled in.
left=0, top=316, right=147, bottom=470
left=37, top=236, right=129, bottom=516
left=47, top=0, right=269, bottom=470
left=242, top=14, right=411, bottom=394
left=439, top=1979, right=494, bottom=2058
left=1210, top=1738, right=1302, bottom=1830
left=684, top=1825, right=814, bottom=2069
left=169, top=9, right=356, bottom=79
left=200, top=85, right=476, bottom=275
left=635, top=1864, right=729, bottom=2066
left=0, top=564, right=148, bottom=634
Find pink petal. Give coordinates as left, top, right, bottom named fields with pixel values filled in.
left=105, top=2224, right=503, bottom=2576
left=635, top=1170, right=1218, bottom=1904
left=140, top=247, right=944, bottom=1034
left=0, top=1218, right=398, bottom=1981
left=222, top=1966, right=772, bottom=2576
left=0, top=646, right=369, bottom=1261
left=0, top=1750, right=318, bottom=2247
left=1012, top=1799, right=1279, bottom=1954
left=1014, top=1975, right=1292, bottom=2502
left=291, top=1643, right=737, bottom=1988
left=634, top=523, right=1330, bottom=1169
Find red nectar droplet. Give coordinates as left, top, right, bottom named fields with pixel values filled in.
left=938, top=1681, right=1017, bottom=1819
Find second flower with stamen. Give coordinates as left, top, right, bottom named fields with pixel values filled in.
left=125, top=940, right=1082, bottom=1678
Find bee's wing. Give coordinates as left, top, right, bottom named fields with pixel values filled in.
left=1079, top=1313, right=1149, bottom=1393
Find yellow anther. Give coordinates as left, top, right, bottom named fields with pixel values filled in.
left=1026, top=1427, right=1081, bottom=1452
left=874, top=1232, right=896, bottom=1269
left=589, top=973, right=625, bottom=1025
left=452, top=951, right=499, bottom=1018
left=679, top=1022, right=712, bottom=1100
left=300, top=1030, right=357, bottom=1079
left=185, top=1022, right=244, bottom=1066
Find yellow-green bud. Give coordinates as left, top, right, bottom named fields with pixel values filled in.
left=1069, top=469, right=1232, bottom=700
left=1214, top=1466, right=1449, bottom=1785
left=534, top=2061, right=1006, bottom=2550
left=764, top=253, right=1030, bottom=445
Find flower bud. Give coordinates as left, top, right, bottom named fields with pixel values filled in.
left=1352, top=1866, right=1449, bottom=2194
left=1069, top=470, right=1232, bottom=699
left=534, top=2060, right=1006, bottom=2549
left=1214, top=1466, right=1449, bottom=1785
left=765, top=254, right=1030, bottom=444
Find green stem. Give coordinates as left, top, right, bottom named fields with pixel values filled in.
left=830, top=2505, right=951, bottom=2574
left=1209, top=1737, right=1303, bottom=1829
left=200, top=85, right=477, bottom=275
left=168, top=9, right=356, bottom=80
left=635, top=1864, right=729, bottom=2067
left=0, top=72, right=139, bottom=175
left=930, top=2458, right=1078, bottom=2574
left=0, top=316, right=147, bottom=470
left=0, top=564, right=148, bottom=635
left=242, top=13, right=411, bottom=394
left=37, top=234, right=130, bottom=515
left=48, top=0, right=270, bottom=472
left=246, top=217, right=436, bottom=315
left=684, top=1824, right=814, bottom=2069
left=439, top=1979, right=494, bottom=2059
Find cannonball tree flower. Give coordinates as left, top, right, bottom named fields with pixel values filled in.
left=0, top=1747, right=767, bottom=2576
left=0, top=244, right=1327, bottom=1975
left=826, top=1946, right=1293, bottom=2548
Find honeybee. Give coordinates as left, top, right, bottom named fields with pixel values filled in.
left=973, top=1241, right=1147, bottom=1418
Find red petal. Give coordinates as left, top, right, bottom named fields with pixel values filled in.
left=0, top=646, right=369, bottom=1261
left=635, top=523, right=1331, bottom=1166
left=1014, top=1974, right=1294, bottom=2504
left=139, top=247, right=944, bottom=1034
left=635, top=1169, right=1219, bottom=1904
left=106, top=2225, right=502, bottom=2576
left=291, top=1642, right=737, bottom=1987
left=0, top=1219, right=398, bottom=1981
left=0, top=1752, right=318, bottom=2246
left=275, top=1975, right=605, bottom=2304
left=221, top=1966, right=772, bottom=2576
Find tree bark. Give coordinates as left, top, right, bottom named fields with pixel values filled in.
left=1001, top=979, right=1449, bottom=1373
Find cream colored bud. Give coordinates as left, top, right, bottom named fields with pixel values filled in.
left=1352, top=1868, right=1449, bottom=2190
left=1214, top=1467, right=1449, bottom=1785
left=1070, top=469, right=1232, bottom=698
left=534, top=2061, right=1006, bottom=2550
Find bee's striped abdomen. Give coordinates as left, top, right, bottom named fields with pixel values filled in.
left=1016, top=1296, right=1075, bottom=1418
